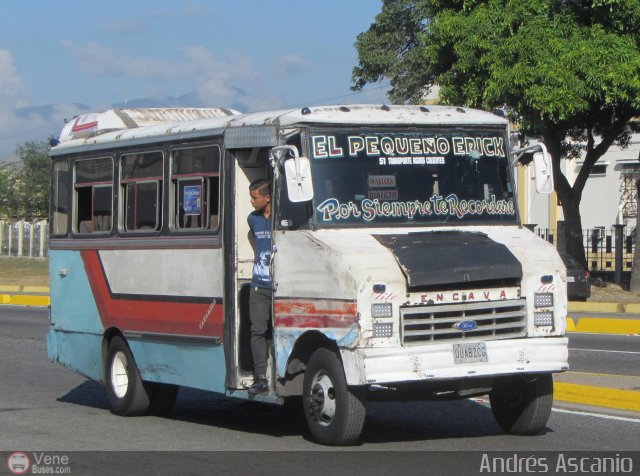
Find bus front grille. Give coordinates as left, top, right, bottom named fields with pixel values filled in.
left=400, top=299, right=527, bottom=345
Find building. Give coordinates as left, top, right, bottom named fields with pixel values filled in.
left=518, top=133, right=640, bottom=231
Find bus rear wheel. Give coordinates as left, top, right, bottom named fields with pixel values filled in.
left=489, top=373, right=553, bottom=435
left=105, top=336, right=151, bottom=416
left=302, top=348, right=366, bottom=445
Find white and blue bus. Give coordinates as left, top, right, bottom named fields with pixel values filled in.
left=47, top=104, right=567, bottom=445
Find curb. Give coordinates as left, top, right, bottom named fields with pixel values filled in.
left=566, top=316, right=640, bottom=335
left=0, top=286, right=50, bottom=307
left=567, top=300, right=640, bottom=334
left=0, top=293, right=50, bottom=307
left=555, top=382, right=640, bottom=412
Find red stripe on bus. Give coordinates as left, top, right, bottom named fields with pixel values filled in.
left=80, top=250, right=224, bottom=339
left=274, top=299, right=357, bottom=328
left=72, top=119, right=98, bottom=132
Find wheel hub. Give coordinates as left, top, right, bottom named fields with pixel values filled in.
left=309, top=373, right=336, bottom=426
left=111, top=351, right=129, bottom=399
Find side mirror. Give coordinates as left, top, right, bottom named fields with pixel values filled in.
left=284, top=156, right=314, bottom=202
left=511, top=142, right=554, bottom=194
left=271, top=145, right=314, bottom=202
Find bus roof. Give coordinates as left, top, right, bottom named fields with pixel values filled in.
left=234, top=104, right=508, bottom=127
left=50, top=104, right=508, bottom=156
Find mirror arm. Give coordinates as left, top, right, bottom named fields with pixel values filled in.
left=271, top=145, right=299, bottom=165
left=511, top=142, right=549, bottom=166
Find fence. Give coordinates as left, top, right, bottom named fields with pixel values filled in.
left=533, top=224, right=635, bottom=284
left=0, top=220, right=49, bottom=258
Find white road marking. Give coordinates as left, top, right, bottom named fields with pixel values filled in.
left=552, top=407, right=640, bottom=423
left=569, top=347, right=640, bottom=355
left=474, top=397, right=640, bottom=423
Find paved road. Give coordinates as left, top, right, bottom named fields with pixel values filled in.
left=1, top=305, right=639, bottom=474
left=568, top=332, right=640, bottom=376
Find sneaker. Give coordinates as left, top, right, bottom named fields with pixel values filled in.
left=248, top=376, right=268, bottom=395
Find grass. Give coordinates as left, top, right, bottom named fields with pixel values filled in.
left=0, top=257, right=50, bottom=286
left=590, top=282, right=640, bottom=304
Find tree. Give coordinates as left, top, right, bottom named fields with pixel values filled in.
left=630, top=153, right=640, bottom=291
left=352, top=0, right=640, bottom=268
left=0, top=140, right=51, bottom=221
left=0, top=163, right=20, bottom=220
left=15, top=141, right=51, bottom=221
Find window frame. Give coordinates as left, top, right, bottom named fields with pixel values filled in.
left=119, top=150, right=164, bottom=234
left=72, top=156, right=114, bottom=236
left=51, top=159, right=70, bottom=237
left=169, top=144, right=221, bottom=233
left=589, top=163, right=608, bottom=176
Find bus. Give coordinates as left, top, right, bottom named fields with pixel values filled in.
left=47, top=104, right=568, bottom=445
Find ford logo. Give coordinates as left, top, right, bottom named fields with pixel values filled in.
left=454, top=320, right=478, bottom=332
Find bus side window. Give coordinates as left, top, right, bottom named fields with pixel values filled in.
left=73, top=157, right=113, bottom=235
left=121, top=151, right=163, bottom=233
left=171, top=145, right=221, bottom=232
left=51, top=160, right=70, bottom=237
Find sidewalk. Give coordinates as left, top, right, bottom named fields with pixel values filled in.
left=2, top=285, right=638, bottom=415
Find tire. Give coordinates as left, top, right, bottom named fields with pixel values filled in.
left=104, top=336, right=151, bottom=416
left=303, top=348, right=366, bottom=445
left=489, top=373, right=553, bottom=435
left=147, top=383, right=179, bottom=416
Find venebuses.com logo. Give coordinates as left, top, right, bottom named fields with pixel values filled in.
left=6, top=452, right=30, bottom=475
left=5, top=452, right=71, bottom=474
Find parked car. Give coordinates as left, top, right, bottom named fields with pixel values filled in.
left=559, top=252, right=591, bottom=301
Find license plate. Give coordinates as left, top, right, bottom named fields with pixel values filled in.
left=453, top=342, right=488, bottom=364
left=567, top=276, right=575, bottom=282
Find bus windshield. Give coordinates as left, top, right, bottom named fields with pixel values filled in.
left=309, top=129, right=517, bottom=227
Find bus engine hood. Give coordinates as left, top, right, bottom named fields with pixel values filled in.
left=274, top=226, right=561, bottom=298
left=372, top=231, right=522, bottom=288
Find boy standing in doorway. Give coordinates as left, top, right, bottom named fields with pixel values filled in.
left=247, top=178, right=272, bottom=395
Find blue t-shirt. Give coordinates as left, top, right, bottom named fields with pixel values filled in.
left=248, top=212, right=272, bottom=288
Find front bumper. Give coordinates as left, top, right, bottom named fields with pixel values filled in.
left=343, top=337, right=568, bottom=386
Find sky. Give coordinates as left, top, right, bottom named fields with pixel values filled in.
left=0, top=0, right=390, bottom=161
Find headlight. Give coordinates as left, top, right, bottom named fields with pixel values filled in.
left=534, top=311, right=554, bottom=326
left=372, top=323, right=393, bottom=337
left=371, top=303, right=393, bottom=318
left=534, top=292, right=554, bottom=308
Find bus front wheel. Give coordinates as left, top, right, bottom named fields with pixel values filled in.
left=302, top=348, right=366, bottom=445
left=105, top=336, right=151, bottom=416
left=489, top=373, right=553, bottom=435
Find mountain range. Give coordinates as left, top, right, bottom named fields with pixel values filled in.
left=2, top=91, right=249, bottom=162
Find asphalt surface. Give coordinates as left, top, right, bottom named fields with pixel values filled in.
left=1, top=305, right=639, bottom=475
left=1, top=287, right=639, bottom=413
left=567, top=333, right=639, bottom=376
left=1, top=297, right=638, bottom=414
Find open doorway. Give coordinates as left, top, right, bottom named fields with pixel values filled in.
left=232, top=148, right=274, bottom=388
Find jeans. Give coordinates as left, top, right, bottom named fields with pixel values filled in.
left=249, top=286, right=272, bottom=378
